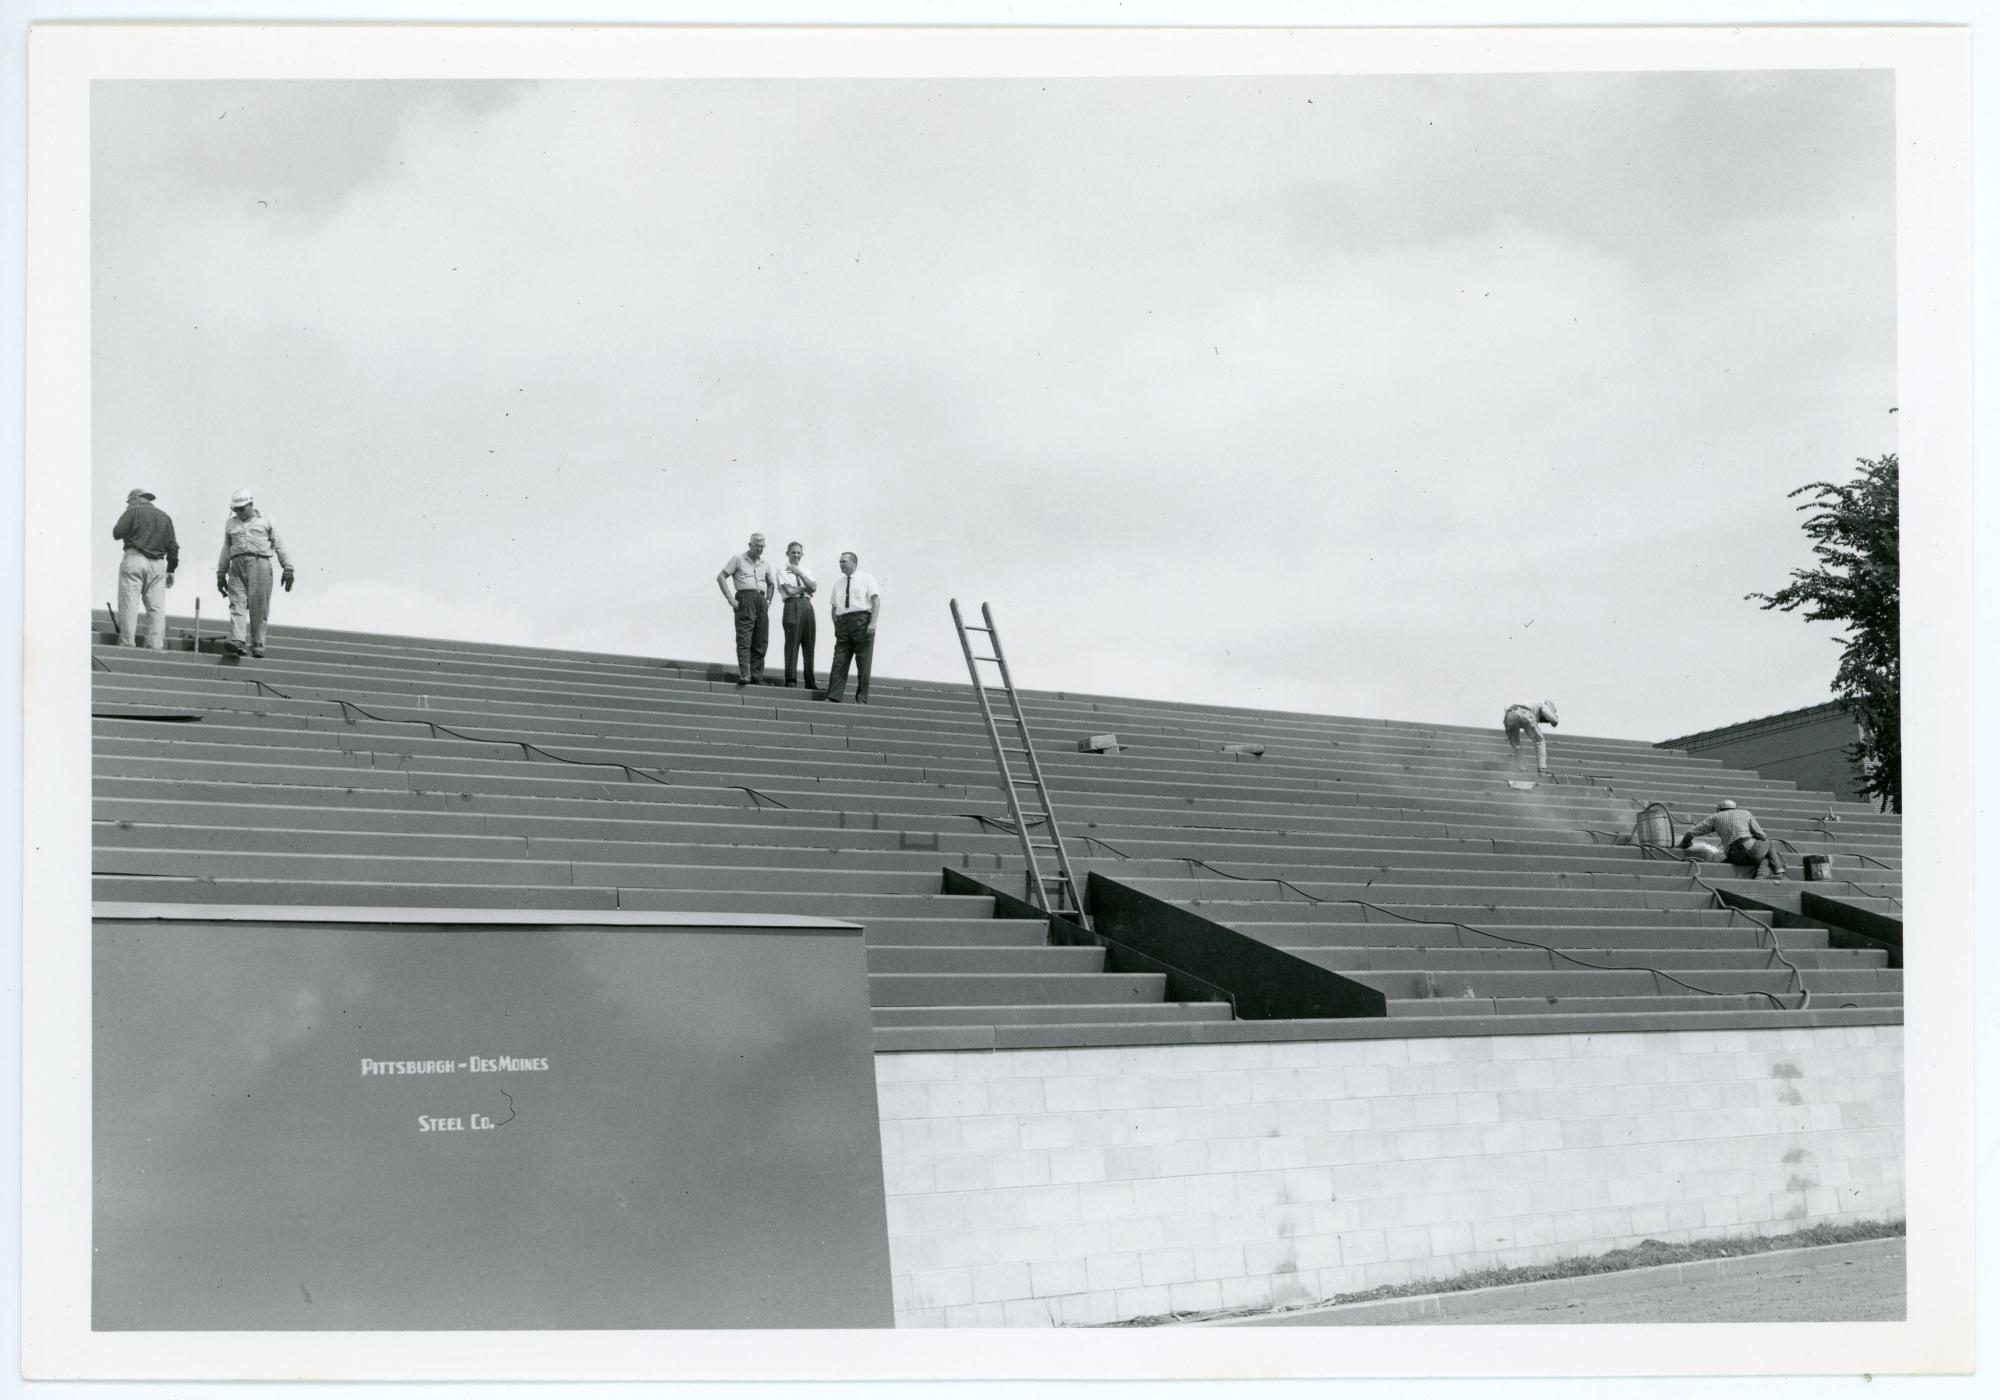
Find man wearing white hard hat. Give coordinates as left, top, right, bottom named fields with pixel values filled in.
left=1501, top=699, right=1559, bottom=773
left=214, top=489, right=294, bottom=658
left=109, top=487, right=179, bottom=648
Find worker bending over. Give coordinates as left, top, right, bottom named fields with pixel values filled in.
left=1502, top=700, right=1559, bottom=773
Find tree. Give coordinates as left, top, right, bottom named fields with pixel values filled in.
left=1747, top=453, right=1899, bottom=812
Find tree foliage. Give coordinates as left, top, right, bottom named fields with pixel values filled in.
left=1747, top=454, right=1899, bottom=812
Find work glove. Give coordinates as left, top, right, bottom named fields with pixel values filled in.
left=164, top=572, right=175, bottom=589
left=282, top=568, right=295, bottom=593
left=216, top=574, right=229, bottom=597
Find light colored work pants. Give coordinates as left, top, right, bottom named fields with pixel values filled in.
left=226, top=555, right=275, bottom=651
left=1502, top=707, right=1547, bottom=769
left=116, top=550, right=169, bottom=648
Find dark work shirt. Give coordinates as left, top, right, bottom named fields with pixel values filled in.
left=112, top=503, right=180, bottom=573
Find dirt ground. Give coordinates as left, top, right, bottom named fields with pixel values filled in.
left=1424, top=1240, right=1906, bottom=1326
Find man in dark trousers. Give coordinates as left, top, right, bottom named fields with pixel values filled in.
left=110, top=487, right=180, bottom=648
left=776, top=540, right=819, bottom=689
left=1680, top=800, right=1789, bottom=880
left=715, top=532, right=778, bottom=685
left=823, top=552, right=882, bottom=705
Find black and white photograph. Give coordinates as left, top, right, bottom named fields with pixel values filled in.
left=14, top=11, right=1980, bottom=1391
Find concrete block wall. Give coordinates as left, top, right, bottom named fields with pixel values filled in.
left=872, top=1025, right=1904, bottom=1327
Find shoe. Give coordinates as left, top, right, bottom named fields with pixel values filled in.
left=734, top=675, right=750, bottom=686
left=856, top=696, right=870, bottom=705
left=250, top=648, right=266, bottom=658
left=221, top=638, right=247, bottom=655
left=823, top=695, right=842, bottom=704
left=783, top=680, right=797, bottom=687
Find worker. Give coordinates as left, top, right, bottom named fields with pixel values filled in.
left=1502, top=700, right=1559, bottom=772
left=1679, top=800, right=1788, bottom=880
left=214, top=488, right=294, bottom=658
left=110, top=487, right=179, bottom=648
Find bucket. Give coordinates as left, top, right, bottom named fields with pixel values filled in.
left=1633, top=802, right=1675, bottom=848
left=1802, top=854, right=1832, bottom=882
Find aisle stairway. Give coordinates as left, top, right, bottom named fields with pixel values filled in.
left=90, top=619, right=1902, bottom=1048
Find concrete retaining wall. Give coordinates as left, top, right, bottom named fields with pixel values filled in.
left=873, top=1024, right=1903, bottom=1326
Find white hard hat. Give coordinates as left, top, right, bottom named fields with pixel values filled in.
left=229, top=489, right=255, bottom=509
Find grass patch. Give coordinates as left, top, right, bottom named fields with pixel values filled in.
left=1109, top=1217, right=1906, bottom=1327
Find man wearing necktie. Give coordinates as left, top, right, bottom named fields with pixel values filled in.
left=823, top=552, right=883, bottom=705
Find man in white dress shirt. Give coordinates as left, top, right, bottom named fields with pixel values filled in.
left=776, top=540, right=819, bottom=690
left=823, top=552, right=882, bottom=705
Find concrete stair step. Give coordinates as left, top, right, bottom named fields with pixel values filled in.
left=92, top=848, right=953, bottom=894
left=1164, top=901, right=1750, bottom=926
left=1074, top=859, right=1750, bottom=893
left=1133, top=880, right=1721, bottom=909
left=871, top=1002, right=1234, bottom=1027
left=1349, top=966, right=1899, bottom=999
left=867, top=972, right=1167, bottom=1007
left=856, top=918, right=1053, bottom=947
left=89, top=875, right=996, bottom=918
left=1384, top=990, right=1904, bottom=1017
left=1233, top=921, right=1830, bottom=950
left=864, top=946, right=1101, bottom=975
left=1291, top=945, right=1882, bottom=973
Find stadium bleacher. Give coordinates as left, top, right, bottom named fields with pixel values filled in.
left=91, top=618, right=1902, bottom=1052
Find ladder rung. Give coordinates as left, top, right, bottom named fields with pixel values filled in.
left=962, top=625, right=993, bottom=633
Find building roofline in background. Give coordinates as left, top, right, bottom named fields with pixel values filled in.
left=1657, top=698, right=1852, bottom=751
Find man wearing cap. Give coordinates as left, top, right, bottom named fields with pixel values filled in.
left=110, top=488, right=180, bottom=649
left=1502, top=700, right=1560, bottom=773
left=1679, top=800, right=1788, bottom=880
left=715, top=532, right=778, bottom=685
left=215, top=489, right=294, bottom=658
left=823, top=552, right=883, bottom=705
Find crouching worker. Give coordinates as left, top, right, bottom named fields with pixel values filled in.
left=1679, top=799, right=1787, bottom=880
left=1502, top=700, right=1559, bottom=772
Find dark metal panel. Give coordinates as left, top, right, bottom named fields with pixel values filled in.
left=94, top=915, right=891, bottom=1330
left=1085, top=872, right=1388, bottom=1020
left=939, top=866, right=1236, bottom=1007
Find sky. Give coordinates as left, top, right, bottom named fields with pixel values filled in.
left=89, top=72, right=1897, bottom=740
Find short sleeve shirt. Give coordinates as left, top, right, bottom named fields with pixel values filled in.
left=723, top=553, right=777, bottom=596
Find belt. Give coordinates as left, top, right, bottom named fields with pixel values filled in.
left=230, top=552, right=273, bottom=561
left=122, top=547, right=166, bottom=559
